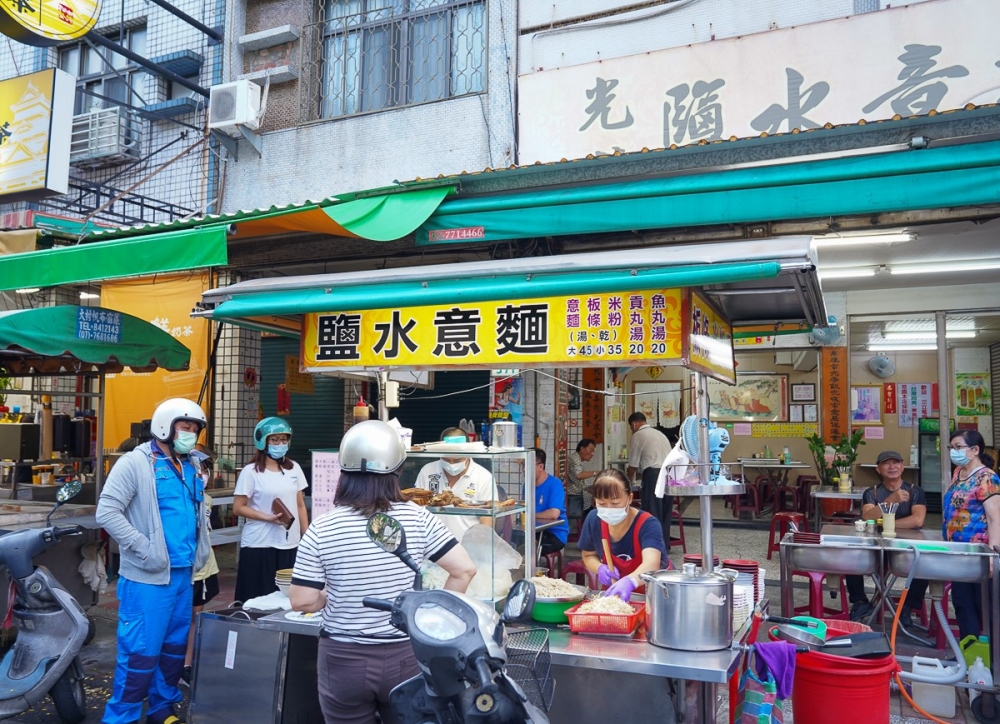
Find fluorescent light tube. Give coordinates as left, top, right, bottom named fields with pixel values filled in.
left=882, top=331, right=976, bottom=341
left=868, top=344, right=938, bottom=351
left=891, top=260, right=1000, bottom=275
left=814, top=232, right=915, bottom=247
left=818, top=268, right=876, bottom=279
left=79, top=292, right=100, bottom=299
left=15, top=288, right=40, bottom=294
left=883, top=320, right=977, bottom=332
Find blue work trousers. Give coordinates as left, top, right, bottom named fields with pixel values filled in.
left=103, top=568, right=193, bottom=724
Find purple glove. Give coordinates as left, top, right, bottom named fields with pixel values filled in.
left=597, top=564, right=619, bottom=586
left=605, top=576, right=638, bottom=602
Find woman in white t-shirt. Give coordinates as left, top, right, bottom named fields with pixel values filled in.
left=290, top=420, right=476, bottom=724
left=233, top=417, right=309, bottom=603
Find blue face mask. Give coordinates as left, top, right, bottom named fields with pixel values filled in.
left=173, top=431, right=198, bottom=455
left=950, top=448, right=971, bottom=466
left=268, top=443, right=289, bottom=460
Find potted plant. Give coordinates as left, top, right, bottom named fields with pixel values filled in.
left=0, top=375, right=13, bottom=408
left=806, top=428, right=866, bottom=486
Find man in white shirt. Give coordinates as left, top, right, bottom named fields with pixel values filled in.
left=414, top=428, right=498, bottom=540
left=626, top=412, right=674, bottom=540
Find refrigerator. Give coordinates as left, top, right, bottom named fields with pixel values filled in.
left=918, top=418, right=956, bottom=513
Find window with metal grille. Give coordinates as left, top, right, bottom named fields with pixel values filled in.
left=306, top=0, right=486, bottom=121
left=58, top=26, right=148, bottom=115
left=853, top=0, right=880, bottom=13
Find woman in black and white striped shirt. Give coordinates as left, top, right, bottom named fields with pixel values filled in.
left=290, top=420, right=476, bottom=724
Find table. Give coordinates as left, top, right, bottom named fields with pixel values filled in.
left=809, top=486, right=865, bottom=531
left=535, top=518, right=565, bottom=557
left=820, top=524, right=942, bottom=542
left=737, top=459, right=811, bottom=486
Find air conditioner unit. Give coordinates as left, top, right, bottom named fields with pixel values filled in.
left=209, top=80, right=261, bottom=134
left=69, top=107, right=143, bottom=169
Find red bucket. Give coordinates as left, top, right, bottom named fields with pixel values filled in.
left=792, top=650, right=898, bottom=723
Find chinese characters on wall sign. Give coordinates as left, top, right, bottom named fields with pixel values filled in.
left=821, top=347, right=849, bottom=443
left=518, top=0, right=1000, bottom=164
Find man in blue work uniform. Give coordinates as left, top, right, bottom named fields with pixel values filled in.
left=97, top=398, right=211, bottom=724
left=533, top=448, right=569, bottom=555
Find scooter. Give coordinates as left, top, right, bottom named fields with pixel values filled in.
left=363, top=512, right=551, bottom=724
left=0, top=480, right=88, bottom=723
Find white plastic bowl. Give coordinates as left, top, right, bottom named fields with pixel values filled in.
left=275, top=581, right=290, bottom=596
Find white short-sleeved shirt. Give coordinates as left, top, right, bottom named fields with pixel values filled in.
left=414, top=459, right=497, bottom=539
left=292, top=502, right=456, bottom=643
left=235, top=461, right=308, bottom=549
left=629, top=425, right=672, bottom=473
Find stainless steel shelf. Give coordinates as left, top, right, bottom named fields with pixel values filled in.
left=666, top=484, right=745, bottom=497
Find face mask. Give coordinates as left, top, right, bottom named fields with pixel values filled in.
left=951, top=448, right=972, bottom=466
left=596, top=505, right=629, bottom=526
left=268, top=443, right=289, bottom=460
left=442, top=460, right=467, bottom=476
left=173, top=431, right=198, bottom=455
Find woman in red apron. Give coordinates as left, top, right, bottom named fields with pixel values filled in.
left=578, top=468, right=670, bottom=601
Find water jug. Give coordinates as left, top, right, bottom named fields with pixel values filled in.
left=910, top=656, right=958, bottom=718
left=961, top=635, right=990, bottom=670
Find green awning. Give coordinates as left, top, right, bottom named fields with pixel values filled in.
left=0, top=305, right=191, bottom=374
left=209, top=260, right=782, bottom=320
left=0, top=226, right=228, bottom=292
left=323, top=186, right=452, bottom=241
left=418, top=139, right=1000, bottom=244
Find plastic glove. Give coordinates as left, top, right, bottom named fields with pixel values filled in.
left=597, top=563, right=619, bottom=586
left=605, top=576, right=638, bottom=602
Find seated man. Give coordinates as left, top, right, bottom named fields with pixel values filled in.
left=532, top=448, right=569, bottom=555
left=847, top=449, right=928, bottom=624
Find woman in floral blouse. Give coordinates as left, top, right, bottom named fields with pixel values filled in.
left=943, top=430, right=1000, bottom=640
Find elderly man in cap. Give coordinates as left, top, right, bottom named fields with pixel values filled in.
left=847, top=449, right=928, bottom=624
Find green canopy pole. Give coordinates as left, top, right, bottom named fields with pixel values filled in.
left=96, top=373, right=105, bottom=499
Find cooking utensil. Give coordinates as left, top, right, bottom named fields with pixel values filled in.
left=821, top=632, right=893, bottom=659
left=641, top=563, right=736, bottom=651
left=601, top=539, right=615, bottom=572
left=773, top=625, right=853, bottom=650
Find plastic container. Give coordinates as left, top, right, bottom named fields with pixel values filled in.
left=564, top=601, right=645, bottom=635
left=961, top=635, right=991, bottom=670
left=910, top=656, right=958, bottom=718
left=792, top=649, right=896, bottom=724
left=968, top=656, right=992, bottom=704
left=531, top=599, right=579, bottom=624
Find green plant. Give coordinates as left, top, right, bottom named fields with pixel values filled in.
left=806, top=428, right=866, bottom=485
left=0, top=376, right=13, bottom=407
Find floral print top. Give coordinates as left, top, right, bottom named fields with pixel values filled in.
left=943, top=466, right=1000, bottom=543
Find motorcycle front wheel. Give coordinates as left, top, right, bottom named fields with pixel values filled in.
left=50, top=655, right=87, bottom=724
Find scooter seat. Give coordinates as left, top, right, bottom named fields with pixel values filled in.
left=0, top=649, right=51, bottom=697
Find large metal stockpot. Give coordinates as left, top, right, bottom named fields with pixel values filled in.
left=641, top=564, right=736, bottom=651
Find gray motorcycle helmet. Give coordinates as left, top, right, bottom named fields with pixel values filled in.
left=339, top=420, right=407, bottom=474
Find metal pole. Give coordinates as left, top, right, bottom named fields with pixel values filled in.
left=936, top=312, right=950, bottom=491
left=695, top=372, right=714, bottom=571
left=96, top=373, right=105, bottom=499
left=142, top=0, right=223, bottom=42
left=86, top=33, right=210, bottom=98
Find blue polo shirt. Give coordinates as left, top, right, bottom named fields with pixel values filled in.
left=536, top=473, right=569, bottom=544
left=153, top=451, right=202, bottom=568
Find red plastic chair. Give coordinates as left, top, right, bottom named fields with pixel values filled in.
left=792, top=570, right=849, bottom=620
left=731, top=484, right=761, bottom=519
left=774, top=485, right=800, bottom=513
left=669, top=509, right=686, bottom=552
left=767, top=511, right=807, bottom=560
left=562, top=559, right=599, bottom=590
left=540, top=550, right=564, bottom=580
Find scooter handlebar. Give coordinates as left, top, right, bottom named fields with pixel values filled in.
left=53, top=525, right=84, bottom=539
left=362, top=597, right=394, bottom=612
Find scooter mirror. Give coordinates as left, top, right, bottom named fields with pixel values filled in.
left=367, top=512, right=406, bottom=555
left=56, top=479, right=82, bottom=504
left=502, top=579, right=536, bottom=623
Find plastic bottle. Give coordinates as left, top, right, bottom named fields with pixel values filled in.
left=961, top=635, right=991, bottom=670
left=909, top=444, right=919, bottom=467
left=480, top=420, right=490, bottom=447
left=968, top=656, right=992, bottom=704
left=782, top=446, right=791, bottom=465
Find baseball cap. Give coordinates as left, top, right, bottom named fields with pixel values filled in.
left=876, top=450, right=904, bottom=464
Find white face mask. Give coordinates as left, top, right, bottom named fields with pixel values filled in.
left=596, top=505, right=629, bottom=526
left=442, top=459, right=468, bottom=477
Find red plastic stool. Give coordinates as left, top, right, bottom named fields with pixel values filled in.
left=732, top=484, right=762, bottom=519
left=540, top=550, right=564, bottom=580
left=669, top=510, right=686, bottom=552
left=925, top=583, right=957, bottom=650
left=562, top=559, right=599, bottom=590
left=792, top=570, right=850, bottom=620
left=767, top=511, right=807, bottom=560
left=774, top=485, right=800, bottom=512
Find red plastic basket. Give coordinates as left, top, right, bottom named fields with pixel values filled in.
left=564, top=601, right=645, bottom=635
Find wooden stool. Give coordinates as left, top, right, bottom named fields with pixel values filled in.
left=792, top=570, right=849, bottom=620
left=767, top=511, right=807, bottom=560
left=562, top=559, right=599, bottom=590
left=669, top=509, right=686, bottom=552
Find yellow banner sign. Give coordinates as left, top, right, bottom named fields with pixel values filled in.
left=0, top=0, right=100, bottom=45
left=684, top=290, right=735, bottom=384
left=0, top=69, right=73, bottom=201
left=302, top=289, right=685, bottom=371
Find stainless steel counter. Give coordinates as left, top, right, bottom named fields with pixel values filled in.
left=820, top=524, right=943, bottom=541
left=257, top=610, right=321, bottom=636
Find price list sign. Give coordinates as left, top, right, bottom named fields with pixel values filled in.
left=311, top=451, right=341, bottom=520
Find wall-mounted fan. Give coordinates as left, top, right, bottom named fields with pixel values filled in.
left=868, top=355, right=897, bottom=379
left=809, top=315, right=842, bottom=346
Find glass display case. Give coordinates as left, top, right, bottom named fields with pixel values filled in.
left=400, top=447, right=536, bottom=602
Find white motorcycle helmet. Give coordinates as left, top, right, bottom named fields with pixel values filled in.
left=151, top=398, right=207, bottom=442
left=339, top=420, right=407, bottom=474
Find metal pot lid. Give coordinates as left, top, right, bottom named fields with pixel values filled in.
left=643, top=567, right=732, bottom=585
